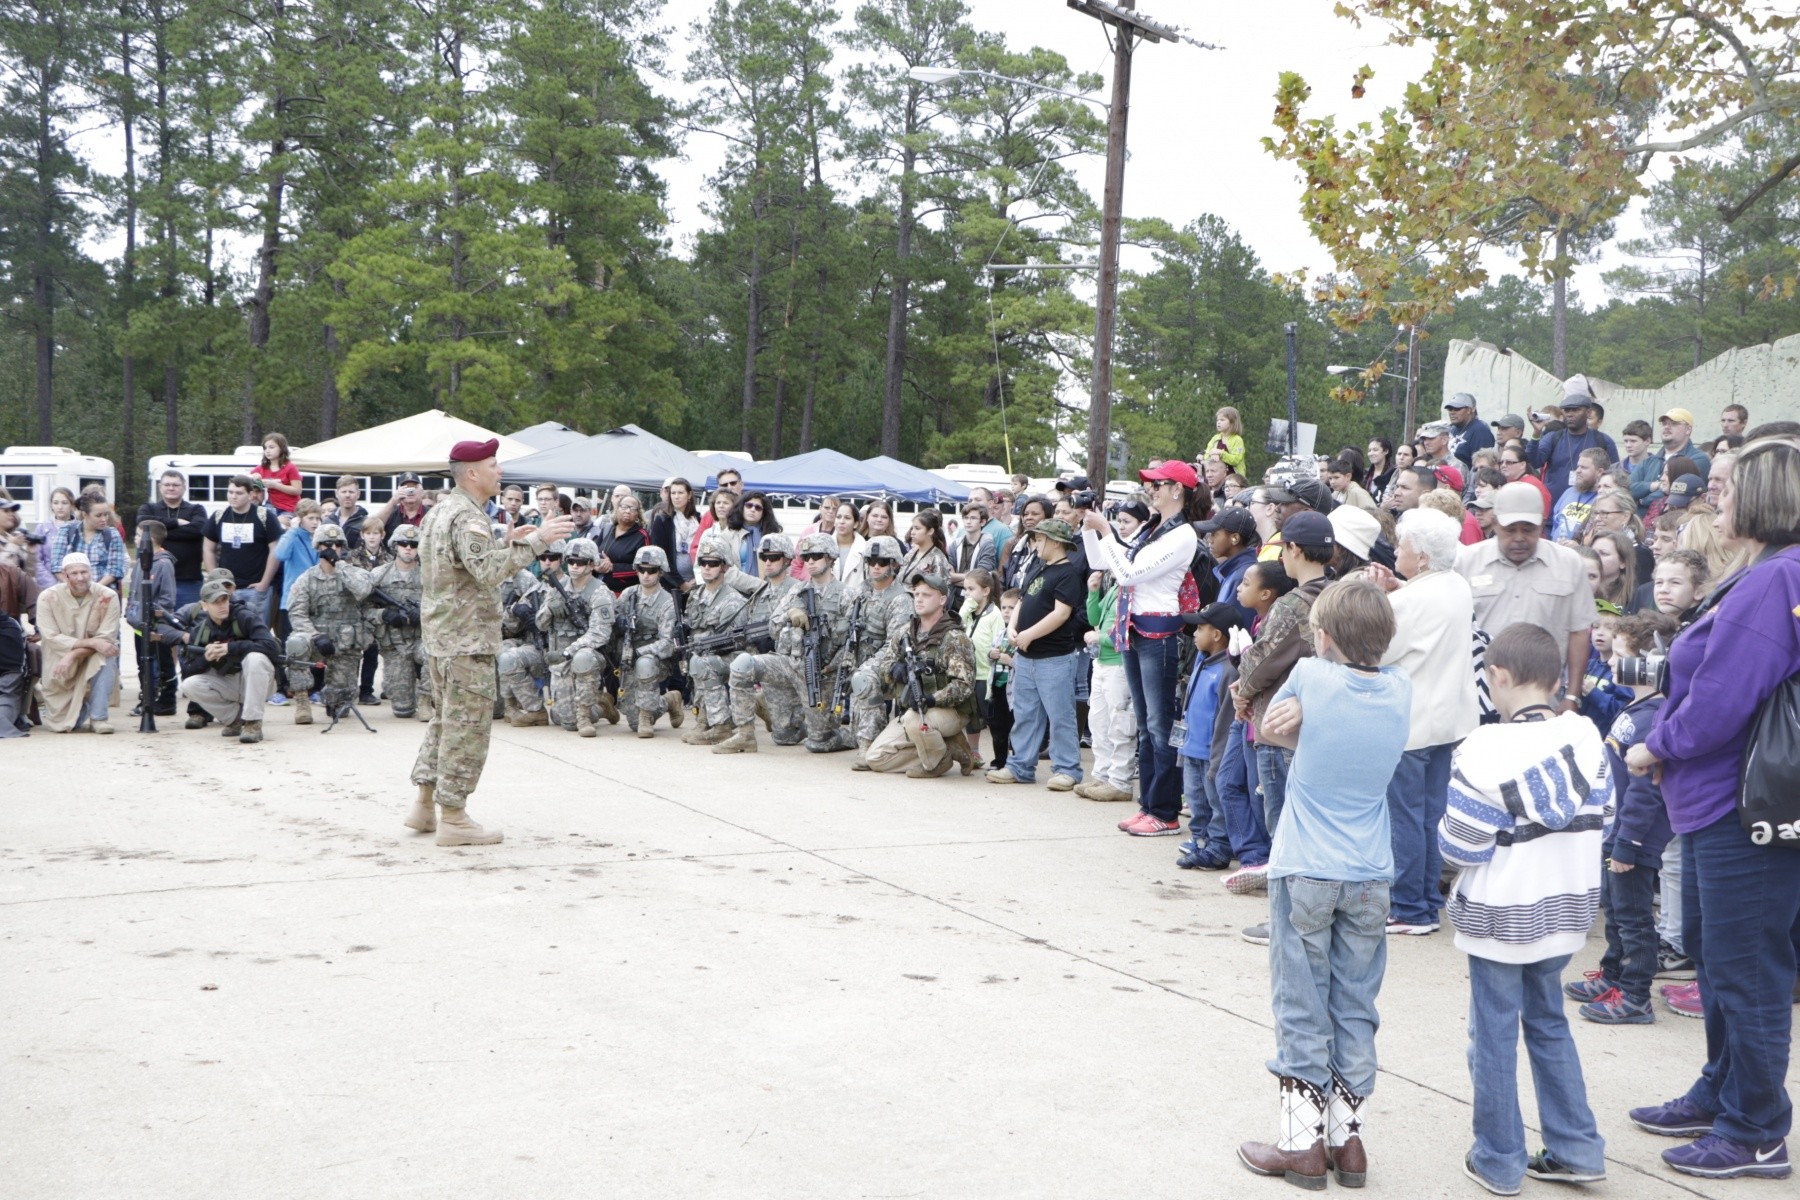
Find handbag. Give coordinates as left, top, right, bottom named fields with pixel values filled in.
left=1741, top=669, right=1800, bottom=848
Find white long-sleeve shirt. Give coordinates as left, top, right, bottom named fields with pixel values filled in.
left=1381, top=568, right=1480, bottom=750
left=1082, top=520, right=1196, bottom=616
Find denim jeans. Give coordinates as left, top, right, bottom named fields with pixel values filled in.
left=1680, top=813, right=1800, bottom=1144
left=1182, top=754, right=1228, bottom=853
left=1657, top=834, right=1686, bottom=955
left=1003, top=651, right=1082, bottom=783
left=83, top=655, right=119, bottom=721
left=1267, top=874, right=1389, bottom=1094
left=1386, top=742, right=1455, bottom=925
left=1217, top=721, right=1270, bottom=867
left=1256, top=743, right=1294, bottom=835
left=1121, top=633, right=1182, bottom=822
left=1466, top=954, right=1605, bottom=1189
left=1599, top=859, right=1660, bottom=1005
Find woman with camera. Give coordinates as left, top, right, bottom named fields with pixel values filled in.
left=1080, top=461, right=1211, bottom=836
left=1624, top=439, right=1800, bottom=1180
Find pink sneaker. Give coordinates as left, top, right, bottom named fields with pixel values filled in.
left=1118, top=811, right=1151, bottom=832
left=1126, top=816, right=1183, bottom=837
left=1664, top=981, right=1703, bottom=1018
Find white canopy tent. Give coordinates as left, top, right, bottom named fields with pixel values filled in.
left=292, top=410, right=534, bottom=474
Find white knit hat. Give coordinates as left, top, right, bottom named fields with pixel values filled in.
left=60, top=551, right=92, bottom=571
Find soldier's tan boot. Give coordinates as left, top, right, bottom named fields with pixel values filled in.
left=948, top=732, right=976, bottom=775
left=684, top=721, right=732, bottom=746
left=755, top=695, right=773, bottom=732
left=404, top=783, right=437, bottom=833
left=573, top=676, right=600, bottom=737
left=292, top=694, right=313, bottom=725
left=416, top=697, right=433, bottom=723
left=666, top=690, right=685, bottom=728
left=502, top=694, right=524, bottom=726
left=511, top=705, right=549, bottom=728
left=435, top=805, right=502, bottom=847
left=636, top=709, right=657, bottom=739
left=713, top=723, right=758, bottom=754
left=597, top=689, right=619, bottom=725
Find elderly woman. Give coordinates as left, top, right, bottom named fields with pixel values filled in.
left=1625, top=440, right=1800, bottom=1179
left=1364, top=507, right=1479, bottom=935
left=596, top=493, right=650, bottom=594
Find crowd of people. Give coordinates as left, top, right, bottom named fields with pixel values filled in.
left=1, top=395, right=1796, bottom=1189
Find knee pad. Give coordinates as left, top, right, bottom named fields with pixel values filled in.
left=570, top=649, right=600, bottom=675
left=284, top=633, right=311, bottom=658
left=851, top=669, right=876, bottom=699
left=632, top=657, right=660, bottom=684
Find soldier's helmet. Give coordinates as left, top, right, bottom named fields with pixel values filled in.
left=390, top=523, right=421, bottom=546
left=697, top=534, right=736, bottom=563
left=864, top=535, right=904, bottom=563
left=632, top=545, right=670, bottom=572
left=312, top=523, right=348, bottom=548
left=564, top=537, right=600, bottom=563
left=759, top=533, right=795, bottom=560
left=797, top=532, right=838, bottom=560
left=547, top=539, right=570, bottom=557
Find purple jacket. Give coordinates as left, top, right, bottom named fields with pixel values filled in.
left=1646, top=547, right=1800, bottom=833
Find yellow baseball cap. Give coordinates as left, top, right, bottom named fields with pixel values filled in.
left=1660, top=407, right=1695, bottom=426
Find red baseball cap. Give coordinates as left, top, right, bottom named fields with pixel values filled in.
left=449, top=437, right=500, bottom=463
left=1433, top=463, right=1465, bottom=492
left=1139, top=460, right=1199, bottom=489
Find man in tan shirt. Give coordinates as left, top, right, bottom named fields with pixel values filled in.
left=38, top=552, right=122, bottom=733
left=1453, top=482, right=1594, bottom=713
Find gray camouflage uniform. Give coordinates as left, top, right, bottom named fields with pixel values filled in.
left=788, top=533, right=857, bottom=753
left=536, top=548, right=615, bottom=732
left=844, top=536, right=914, bottom=751
left=285, top=530, right=373, bottom=711
left=366, top=556, right=431, bottom=718
left=717, top=536, right=806, bottom=751
left=496, top=567, right=547, bottom=715
left=680, top=538, right=754, bottom=741
left=613, top=552, right=679, bottom=733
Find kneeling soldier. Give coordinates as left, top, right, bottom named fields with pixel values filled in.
left=284, top=523, right=373, bottom=724
left=174, top=579, right=284, bottom=742
left=716, top=535, right=805, bottom=753
left=367, top=523, right=432, bottom=719
left=862, top=571, right=977, bottom=777
left=615, top=545, right=679, bottom=737
left=538, top=537, right=615, bottom=734
left=681, top=534, right=752, bottom=745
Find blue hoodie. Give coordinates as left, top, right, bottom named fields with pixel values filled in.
left=1604, top=693, right=1670, bottom=869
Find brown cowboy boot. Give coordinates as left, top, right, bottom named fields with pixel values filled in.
left=1237, top=1076, right=1329, bottom=1191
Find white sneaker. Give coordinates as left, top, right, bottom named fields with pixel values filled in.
left=1223, top=863, right=1270, bottom=894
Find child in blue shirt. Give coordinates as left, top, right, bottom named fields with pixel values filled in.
left=1237, top=578, right=1412, bottom=1191
left=1177, top=602, right=1242, bottom=870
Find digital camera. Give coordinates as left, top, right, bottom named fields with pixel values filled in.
left=1615, top=654, right=1667, bottom=692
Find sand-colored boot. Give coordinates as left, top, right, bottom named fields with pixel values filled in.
left=415, top=697, right=434, bottom=723
left=435, top=805, right=502, bottom=847
left=511, top=705, right=549, bottom=728
left=636, top=708, right=658, bottom=738
left=502, top=694, right=525, bottom=726
left=404, top=783, right=437, bottom=833
left=713, top=723, right=759, bottom=754
left=238, top=720, right=263, bottom=744
left=666, top=690, right=685, bottom=728
left=292, top=693, right=313, bottom=725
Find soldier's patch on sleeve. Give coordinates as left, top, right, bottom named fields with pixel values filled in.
left=467, top=519, right=489, bottom=536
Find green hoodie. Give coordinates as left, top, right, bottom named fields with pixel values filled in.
left=1085, top=583, right=1123, bottom=667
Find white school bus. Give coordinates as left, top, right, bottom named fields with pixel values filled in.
left=0, top=446, right=116, bottom=526
left=148, top=449, right=449, bottom=516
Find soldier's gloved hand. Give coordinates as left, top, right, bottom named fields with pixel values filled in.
left=920, top=692, right=937, bottom=708
left=786, top=608, right=809, bottom=630
left=546, top=590, right=565, bottom=614
left=382, top=608, right=406, bottom=626
left=313, top=635, right=336, bottom=659
left=510, top=600, right=535, bottom=623
left=547, top=649, right=567, bottom=666
left=887, top=660, right=908, bottom=683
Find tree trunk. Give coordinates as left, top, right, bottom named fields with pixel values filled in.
left=120, top=13, right=139, bottom=511
left=154, top=2, right=179, bottom=453
left=1551, top=227, right=1568, bottom=378
left=321, top=322, right=341, bottom=437
left=798, top=355, right=819, bottom=453
left=243, top=0, right=288, bottom=443
left=880, top=138, right=916, bottom=458
left=739, top=194, right=766, bottom=455
left=33, top=67, right=56, bottom=442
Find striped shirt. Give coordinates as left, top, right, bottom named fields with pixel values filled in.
left=1438, top=712, right=1609, bottom=963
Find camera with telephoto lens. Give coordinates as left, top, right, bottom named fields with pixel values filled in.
left=24, top=529, right=46, bottom=545
left=1614, top=653, right=1667, bottom=692
left=1071, top=488, right=1098, bottom=509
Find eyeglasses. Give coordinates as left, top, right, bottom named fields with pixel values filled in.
left=743, top=502, right=764, bottom=511
left=392, top=541, right=418, bottom=549
left=757, top=553, right=788, bottom=562
left=801, top=553, right=832, bottom=562
left=698, top=558, right=726, bottom=568
left=539, top=554, right=563, bottom=562
left=638, top=567, right=662, bottom=575
left=865, top=558, right=893, bottom=567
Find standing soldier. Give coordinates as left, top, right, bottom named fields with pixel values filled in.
left=862, top=571, right=978, bottom=777
left=613, top=545, right=680, bottom=737
left=497, top=560, right=548, bottom=725
left=537, top=537, right=615, bottom=735
left=408, top=439, right=573, bottom=846
left=284, top=524, right=372, bottom=724
left=791, top=532, right=857, bottom=754
left=715, top=534, right=804, bottom=753
left=680, top=534, right=752, bottom=745
left=367, top=523, right=432, bottom=720
left=845, top=535, right=914, bottom=766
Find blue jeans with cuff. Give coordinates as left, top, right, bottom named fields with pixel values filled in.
left=1268, top=874, right=1389, bottom=1095
left=1256, top=743, right=1294, bottom=835
left=1003, top=651, right=1082, bottom=784
left=1217, top=721, right=1269, bottom=867
left=1182, top=753, right=1229, bottom=856
left=1122, top=633, right=1182, bottom=822
left=1386, top=742, right=1455, bottom=926
left=1465, top=953, right=1605, bottom=1190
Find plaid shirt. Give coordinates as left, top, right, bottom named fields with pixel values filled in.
left=53, top=522, right=128, bottom=585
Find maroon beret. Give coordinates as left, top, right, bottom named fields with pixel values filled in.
left=448, top=438, right=499, bottom=463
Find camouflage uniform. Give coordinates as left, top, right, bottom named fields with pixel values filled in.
left=789, top=533, right=857, bottom=754
left=862, top=608, right=977, bottom=776
left=410, top=485, right=548, bottom=811
left=679, top=534, right=753, bottom=744
left=844, top=536, right=914, bottom=753
left=366, top=524, right=430, bottom=718
left=715, top=535, right=805, bottom=753
left=536, top=539, right=616, bottom=734
left=613, top=546, right=679, bottom=736
left=284, top=524, right=372, bottom=723
left=496, top=567, right=547, bottom=720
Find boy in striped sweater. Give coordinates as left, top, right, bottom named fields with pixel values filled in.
left=1440, top=622, right=1611, bottom=1196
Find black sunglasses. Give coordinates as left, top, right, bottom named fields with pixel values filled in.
left=743, top=502, right=764, bottom=509
left=638, top=566, right=662, bottom=574
left=800, top=553, right=832, bottom=562
left=539, top=553, right=563, bottom=562
left=757, top=553, right=788, bottom=562
left=698, top=557, right=726, bottom=568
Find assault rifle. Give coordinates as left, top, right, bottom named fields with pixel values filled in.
left=546, top=569, right=591, bottom=632
left=831, top=593, right=867, bottom=724
left=897, top=633, right=933, bottom=732
left=615, top=590, right=639, bottom=666
left=799, top=587, right=823, bottom=708
left=674, top=619, right=770, bottom=664
left=367, top=584, right=420, bottom=628
left=134, top=534, right=159, bottom=733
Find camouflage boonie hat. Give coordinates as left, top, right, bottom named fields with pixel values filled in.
left=203, top=567, right=236, bottom=587
left=311, top=523, right=348, bottom=547
left=759, top=533, right=795, bottom=560
left=697, top=534, right=736, bottom=562
left=864, top=535, right=904, bottom=562
left=796, top=532, right=838, bottom=559
left=390, top=523, right=421, bottom=544
left=1030, top=518, right=1077, bottom=545
left=563, top=537, right=600, bottom=563
left=632, top=545, right=669, bottom=571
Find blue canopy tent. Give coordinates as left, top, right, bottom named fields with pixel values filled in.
left=726, top=447, right=901, bottom=499
left=861, top=455, right=970, bottom=503
left=502, top=424, right=712, bottom=491
left=508, top=421, right=587, bottom=451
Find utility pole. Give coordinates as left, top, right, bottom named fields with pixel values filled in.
left=1070, top=1, right=1178, bottom=484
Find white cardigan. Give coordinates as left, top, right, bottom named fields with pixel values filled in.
left=1082, top=521, right=1196, bottom=615
left=1381, top=568, right=1480, bottom=750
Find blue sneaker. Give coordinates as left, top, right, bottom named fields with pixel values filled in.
left=1177, top=838, right=1200, bottom=856
left=1525, top=1150, right=1605, bottom=1183
left=1175, top=848, right=1231, bottom=871
left=267, top=693, right=289, bottom=706
left=1662, top=1133, right=1790, bottom=1179
left=1579, top=988, right=1655, bottom=1025
left=1563, top=970, right=1614, bottom=1003
left=1628, top=1096, right=1716, bottom=1138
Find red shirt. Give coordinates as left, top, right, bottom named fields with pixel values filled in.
left=252, top=462, right=303, bottom=512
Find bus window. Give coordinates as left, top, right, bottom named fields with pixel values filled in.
left=79, top=476, right=110, bottom=497
left=2, top=474, right=34, bottom=500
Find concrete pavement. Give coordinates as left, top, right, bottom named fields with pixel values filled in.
left=1, top=700, right=1784, bottom=1198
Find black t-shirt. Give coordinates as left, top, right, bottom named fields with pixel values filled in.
left=204, top=506, right=280, bottom=587
left=136, top=499, right=209, bottom=581
left=1016, top=558, right=1085, bottom=658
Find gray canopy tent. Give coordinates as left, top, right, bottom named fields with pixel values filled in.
left=500, top=424, right=712, bottom=491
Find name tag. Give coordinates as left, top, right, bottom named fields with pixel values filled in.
left=1472, top=574, right=1494, bottom=587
